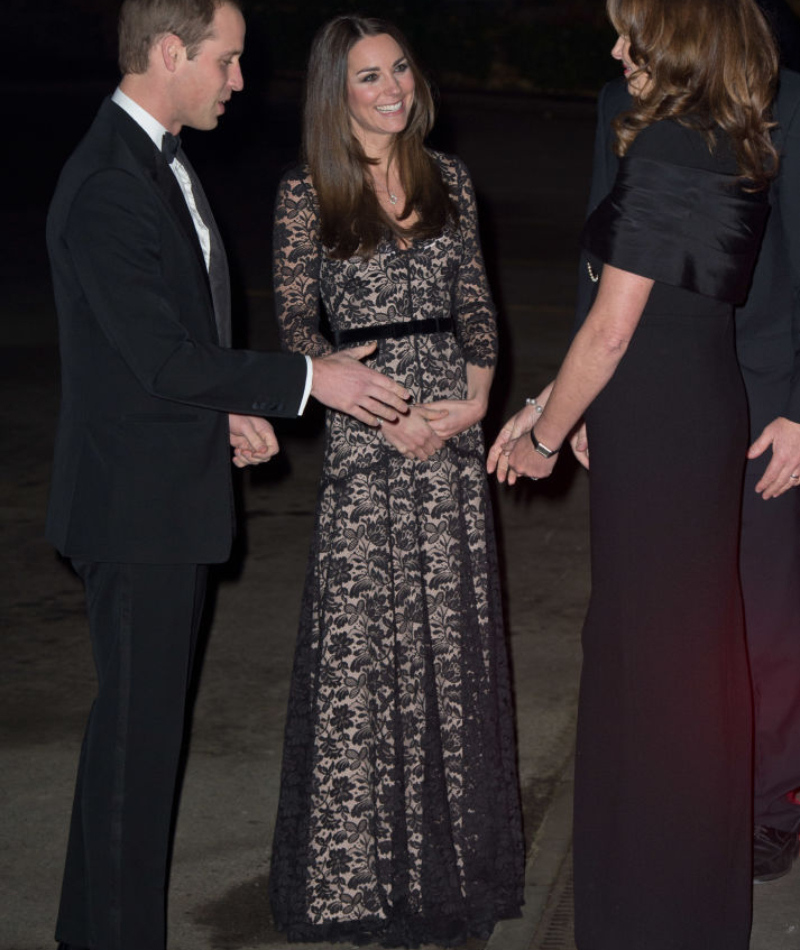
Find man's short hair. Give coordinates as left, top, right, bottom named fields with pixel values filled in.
left=118, top=0, right=240, bottom=75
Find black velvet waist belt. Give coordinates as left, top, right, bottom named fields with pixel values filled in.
left=333, top=317, right=454, bottom=347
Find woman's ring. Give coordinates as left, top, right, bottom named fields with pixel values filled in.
left=791, top=473, right=799, bottom=480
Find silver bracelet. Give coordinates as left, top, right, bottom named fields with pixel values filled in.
left=525, top=397, right=544, bottom=414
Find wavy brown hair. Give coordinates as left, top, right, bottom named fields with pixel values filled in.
left=302, top=15, right=458, bottom=259
left=607, top=0, right=779, bottom=188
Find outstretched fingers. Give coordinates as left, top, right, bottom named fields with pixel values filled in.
left=310, top=349, right=410, bottom=424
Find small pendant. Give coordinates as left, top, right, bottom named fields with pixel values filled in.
left=388, top=192, right=398, bottom=205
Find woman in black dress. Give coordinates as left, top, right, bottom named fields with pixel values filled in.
left=489, top=0, right=778, bottom=947
left=269, top=15, right=524, bottom=947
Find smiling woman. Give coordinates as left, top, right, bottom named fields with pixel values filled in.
left=347, top=34, right=416, bottom=146
left=267, top=13, right=525, bottom=949
left=300, top=16, right=458, bottom=259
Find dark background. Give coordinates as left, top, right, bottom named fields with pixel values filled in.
left=11, top=0, right=800, bottom=89
left=10, top=1, right=618, bottom=91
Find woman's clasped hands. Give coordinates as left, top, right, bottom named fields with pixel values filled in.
left=379, top=404, right=448, bottom=461
left=379, top=394, right=488, bottom=461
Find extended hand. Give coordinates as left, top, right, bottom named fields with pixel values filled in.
left=487, top=403, right=541, bottom=480
left=229, top=414, right=279, bottom=468
left=748, top=416, right=800, bottom=499
left=311, top=343, right=410, bottom=426
left=380, top=405, right=448, bottom=460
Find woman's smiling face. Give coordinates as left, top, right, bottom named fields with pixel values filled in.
left=346, top=33, right=415, bottom=150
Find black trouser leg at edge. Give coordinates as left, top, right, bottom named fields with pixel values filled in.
left=55, top=561, right=209, bottom=950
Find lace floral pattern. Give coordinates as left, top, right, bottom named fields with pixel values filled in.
left=269, top=153, right=524, bottom=948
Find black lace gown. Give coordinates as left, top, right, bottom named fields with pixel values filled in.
left=574, top=121, right=769, bottom=950
left=268, top=153, right=524, bottom=947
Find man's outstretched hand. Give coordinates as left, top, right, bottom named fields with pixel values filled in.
left=311, top=343, right=410, bottom=425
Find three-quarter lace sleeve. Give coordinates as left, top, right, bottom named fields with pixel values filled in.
left=272, top=168, right=333, bottom=357
left=442, top=155, right=498, bottom=367
left=582, top=153, right=769, bottom=306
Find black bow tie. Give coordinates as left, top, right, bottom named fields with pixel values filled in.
left=161, top=131, right=181, bottom=164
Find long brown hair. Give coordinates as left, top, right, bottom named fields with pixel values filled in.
left=606, top=0, right=779, bottom=187
left=302, top=15, right=458, bottom=259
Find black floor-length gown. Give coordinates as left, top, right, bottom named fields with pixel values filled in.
left=573, top=121, right=769, bottom=949
left=268, top=153, right=524, bottom=947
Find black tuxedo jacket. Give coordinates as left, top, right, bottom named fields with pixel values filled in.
left=576, top=71, right=800, bottom=473
left=46, top=98, right=308, bottom=563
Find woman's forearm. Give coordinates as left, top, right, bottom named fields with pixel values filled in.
left=466, top=363, right=495, bottom=412
left=533, top=265, right=653, bottom=450
left=533, top=323, right=631, bottom=449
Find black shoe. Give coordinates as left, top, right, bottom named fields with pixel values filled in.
left=753, top=825, right=800, bottom=883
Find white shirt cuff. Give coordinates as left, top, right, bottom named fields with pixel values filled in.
left=298, top=356, right=313, bottom=415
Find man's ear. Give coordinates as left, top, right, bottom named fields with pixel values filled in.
left=158, top=33, right=185, bottom=73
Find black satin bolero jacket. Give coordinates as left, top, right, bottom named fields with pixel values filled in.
left=582, top=120, right=770, bottom=306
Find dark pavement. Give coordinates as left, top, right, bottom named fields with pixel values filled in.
left=1, top=82, right=798, bottom=950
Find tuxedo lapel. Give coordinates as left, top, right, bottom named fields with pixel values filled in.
left=105, top=100, right=212, bottom=294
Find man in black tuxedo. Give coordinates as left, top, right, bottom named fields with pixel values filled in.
left=575, top=66, right=800, bottom=882
left=46, top=2, right=410, bottom=948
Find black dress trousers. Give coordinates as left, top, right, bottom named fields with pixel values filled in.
left=55, top=561, right=208, bottom=950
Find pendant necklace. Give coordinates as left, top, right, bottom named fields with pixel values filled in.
left=386, top=171, right=398, bottom=205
